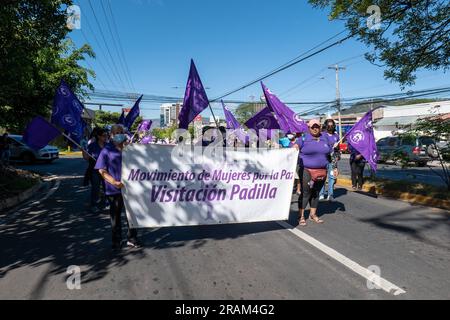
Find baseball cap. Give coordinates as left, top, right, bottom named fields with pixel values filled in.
left=308, top=119, right=321, bottom=128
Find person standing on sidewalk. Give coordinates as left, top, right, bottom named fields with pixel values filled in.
left=349, top=144, right=366, bottom=190
left=95, top=124, right=140, bottom=250
left=319, top=119, right=340, bottom=202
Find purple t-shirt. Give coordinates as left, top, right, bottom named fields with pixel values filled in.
left=297, top=133, right=332, bottom=169
left=94, top=143, right=122, bottom=196
left=87, top=141, right=103, bottom=160
left=325, top=132, right=339, bottom=146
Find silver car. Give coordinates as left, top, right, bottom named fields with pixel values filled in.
left=8, top=135, right=59, bottom=163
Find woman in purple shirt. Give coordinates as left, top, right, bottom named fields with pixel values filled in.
left=95, top=124, right=139, bottom=250
left=296, top=119, right=336, bottom=226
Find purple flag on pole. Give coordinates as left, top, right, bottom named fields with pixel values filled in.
left=124, top=95, right=143, bottom=131
left=245, top=106, right=280, bottom=131
left=178, top=60, right=209, bottom=129
left=138, top=120, right=152, bottom=132
left=345, top=110, right=379, bottom=171
left=221, top=101, right=247, bottom=143
left=261, top=82, right=308, bottom=133
left=23, top=116, right=61, bottom=150
left=51, top=80, right=84, bottom=143
left=118, top=111, right=125, bottom=125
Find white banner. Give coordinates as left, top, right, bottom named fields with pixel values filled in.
left=122, top=144, right=298, bottom=228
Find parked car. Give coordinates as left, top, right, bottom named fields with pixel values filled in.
left=8, top=135, right=59, bottom=164
left=376, top=135, right=437, bottom=167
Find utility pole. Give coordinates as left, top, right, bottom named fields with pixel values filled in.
left=328, top=64, right=346, bottom=140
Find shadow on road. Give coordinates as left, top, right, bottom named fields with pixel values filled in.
left=357, top=206, right=450, bottom=251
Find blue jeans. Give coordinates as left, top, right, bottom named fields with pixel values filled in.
left=319, top=163, right=335, bottom=198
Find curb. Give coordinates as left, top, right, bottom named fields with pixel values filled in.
left=0, top=179, right=43, bottom=212
left=336, top=176, right=450, bottom=211
left=60, top=151, right=82, bottom=156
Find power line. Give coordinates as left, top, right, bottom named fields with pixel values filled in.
left=99, top=0, right=135, bottom=91
left=86, top=0, right=129, bottom=92
left=105, top=0, right=136, bottom=92
left=211, top=30, right=354, bottom=102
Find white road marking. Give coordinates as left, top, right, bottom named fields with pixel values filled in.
left=277, top=220, right=406, bottom=296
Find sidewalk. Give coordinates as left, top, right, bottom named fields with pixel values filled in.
left=336, top=175, right=450, bottom=210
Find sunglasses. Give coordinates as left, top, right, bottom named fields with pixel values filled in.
left=311, top=125, right=321, bottom=129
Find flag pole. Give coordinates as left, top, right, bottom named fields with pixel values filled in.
left=60, top=131, right=96, bottom=161
left=208, top=102, right=220, bottom=128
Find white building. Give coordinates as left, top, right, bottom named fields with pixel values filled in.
left=373, top=100, right=450, bottom=140
left=160, top=103, right=182, bottom=128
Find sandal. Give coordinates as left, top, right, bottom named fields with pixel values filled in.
left=309, top=215, right=324, bottom=224
left=299, top=217, right=307, bottom=226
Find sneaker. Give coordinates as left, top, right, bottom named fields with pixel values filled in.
left=126, top=240, right=142, bottom=248
left=352, top=186, right=357, bottom=190
left=319, top=195, right=326, bottom=201
left=327, top=195, right=335, bottom=202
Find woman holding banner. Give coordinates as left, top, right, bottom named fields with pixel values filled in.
left=296, top=119, right=336, bottom=226
left=95, top=124, right=139, bottom=250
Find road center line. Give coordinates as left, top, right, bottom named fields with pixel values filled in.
left=276, top=220, right=406, bottom=296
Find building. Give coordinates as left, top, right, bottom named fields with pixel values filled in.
left=373, top=100, right=450, bottom=140
left=160, top=103, right=182, bottom=128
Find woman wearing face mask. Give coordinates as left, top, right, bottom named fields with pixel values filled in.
left=319, top=119, right=341, bottom=202
left=83, top=128, right=108, bottom=213
left=95, top=124, right=139, bottom=250
left=296, top=119, right=336, bottom=226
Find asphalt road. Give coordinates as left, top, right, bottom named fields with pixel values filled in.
left=338, top=154, right=447, bottom=187
left=0, top=157, right=449, bottom=299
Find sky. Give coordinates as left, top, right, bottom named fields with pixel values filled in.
left=70, top=0, right=450, bottom=120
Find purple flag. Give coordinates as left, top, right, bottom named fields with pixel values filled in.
left=51, top=80, right=84, bottom=143
left=138, top=120, right=152, bottom=132
left=124, top=95, right=143, bottom=131
left=141, top=135, right=153, bottom=144
left=23, top=116, right=61, bottom=150
left=345, top=110, right=379, bottom=171
left=178, top=60, right=209, bottom=129
left=245, top=106, right=280, bottom=131
left=118, top=111, right=125, bottom=125
left=221, top=101, right=247, bottom=144
left=261, top=82, right=308, bottom=133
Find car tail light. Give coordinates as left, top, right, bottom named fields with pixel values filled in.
left=413, top=147, right=420, bottom=155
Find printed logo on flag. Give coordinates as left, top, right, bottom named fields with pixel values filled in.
left=63, top=114, right=76, bottom=127
left=365, top=120, right=373, bottom=130
left=293, top=113, right=304, bottom=124
left=256, top=117, right=271, bottom=129
left=350, top=130, right=365, bottom=144
left=60, top=86, right=71, bottom=97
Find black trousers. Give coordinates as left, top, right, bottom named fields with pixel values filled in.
left=350, top=161, right=365, bottom=188
left=298, top=167, right=326, bottom=210
left=107, top=194, right=137, bottom=244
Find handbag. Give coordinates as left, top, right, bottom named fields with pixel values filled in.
left=306, top=168, right=327, bottom=182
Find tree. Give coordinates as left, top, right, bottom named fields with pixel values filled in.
left=93, top=110, right=143, bottom=132
left=308, top=0, right=450, bottom=86
left=235, top=103, right=258, bottom=126
left=0, top=1, right=94, bottom=132
left=414, top=115, right=450, bottom=190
